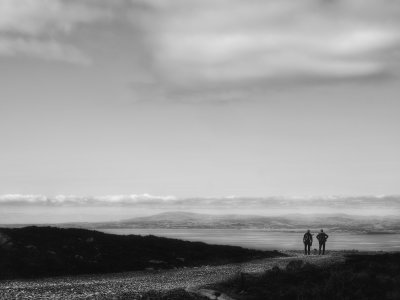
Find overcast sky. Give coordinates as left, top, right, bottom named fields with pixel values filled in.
left=1, top=0, right=400, bottom=198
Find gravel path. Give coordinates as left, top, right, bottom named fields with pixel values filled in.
left=0, top=251, right=346, bottom=300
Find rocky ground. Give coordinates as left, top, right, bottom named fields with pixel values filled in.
left=0, top=251, right=346, bottom=300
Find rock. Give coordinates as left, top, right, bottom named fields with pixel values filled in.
left=148, top=260, right=165, bottom=264
left=25, top=244, right=37, bottom=251
left=0, top=232, right=13, bottom=249
left=285, top=260, right=304, bottom=271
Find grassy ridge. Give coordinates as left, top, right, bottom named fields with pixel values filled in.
left=211, top=253, right=400, bottom=300
left=0, top=226, right=281, bottom=279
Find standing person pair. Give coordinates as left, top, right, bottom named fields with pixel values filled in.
left=303, top=229, right=329, bottom=255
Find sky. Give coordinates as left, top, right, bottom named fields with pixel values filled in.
left=1, top=0, right=400, bottom=203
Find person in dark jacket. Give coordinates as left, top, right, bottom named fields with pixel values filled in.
left=316, top=229, right=329, bottom=255
left=303, top=229, right=313, bottom=255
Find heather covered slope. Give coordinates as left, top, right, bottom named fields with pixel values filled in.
left=0, top=251, right=343, bottom=300
left=0, top=226, right=282, bottom=279
left=210, top=253, right=400, bottom=300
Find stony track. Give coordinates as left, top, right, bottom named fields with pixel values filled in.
left=0, top=251, right=346, bottom=300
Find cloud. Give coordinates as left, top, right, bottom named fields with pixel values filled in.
left=0, top=0, right=111, bottom=36
left=0, top=194, right=178, bottom=206
left=1, top=194, right=399, bottom=216
left=0, top=37, right=91, bottom=64
left=0, top=0, right=113, bottom=64
left=129, top=0, right=400, bottom=101
left=1, top=0, right=400, bottom=91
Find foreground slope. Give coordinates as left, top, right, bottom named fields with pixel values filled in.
left=0, top=251, right=342, bottom=300
left=0, top=226, right=281, bottom=279
left=210, top=252, right=400, bottom=300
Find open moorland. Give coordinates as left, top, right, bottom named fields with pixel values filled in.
left=0, top=227, right=398, bottom=300
left=0, top=226, right=281, bottom=280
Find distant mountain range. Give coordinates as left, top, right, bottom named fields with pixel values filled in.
left=74, top=211, right=400, bottom=234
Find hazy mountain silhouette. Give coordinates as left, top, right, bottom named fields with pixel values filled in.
left=5, top=212, right=399, bottom=234
left=87, top=212, right=400, bottom=233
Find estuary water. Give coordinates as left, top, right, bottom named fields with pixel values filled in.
left=100, top=228, right=400, bottom=252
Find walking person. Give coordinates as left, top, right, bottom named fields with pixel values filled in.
left=303, top=229, right=313, bottom=255
left=317, top=229, right=329, bottom=255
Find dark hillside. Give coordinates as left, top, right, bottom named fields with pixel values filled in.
left=211, top=253, right=400, bottom=300
left=0, top=226, right=282, bottom=279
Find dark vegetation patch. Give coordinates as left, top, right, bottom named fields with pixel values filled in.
left=120, top=289, right=208, bottom=300
left=0, top=226, right=282, bottom=279
left=212, top=253, right=400, bottom=300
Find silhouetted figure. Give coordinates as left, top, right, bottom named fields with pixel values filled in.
left=303, top=229, right=313, bottom=255
left=316, top=229, right=329, bottom=255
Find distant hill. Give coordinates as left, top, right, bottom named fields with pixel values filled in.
left=0, top=226, right=281, bottom=279
left=3, top=211, right=400, bottom=234
left=88, top=211, right=400, bottom=234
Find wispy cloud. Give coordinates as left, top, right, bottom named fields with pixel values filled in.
left=1, top=0, right=400, bottom=94
left=1, top=194, right=399, bottom=216
left=0, top=37, right=91, bottom=64
left=0, top=0, right=111, bottom=36
left=0, top=194, right=178, bottom=206
left=129, top=0, right=400, bottom=101
left=0, top=0, right=113, bottom=64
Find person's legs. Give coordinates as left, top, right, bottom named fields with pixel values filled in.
left=319, top=243, right=322, bottom=255
left=322, top=242, right=326, bottom=255
left=305, top=243, right=311, bottom=255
